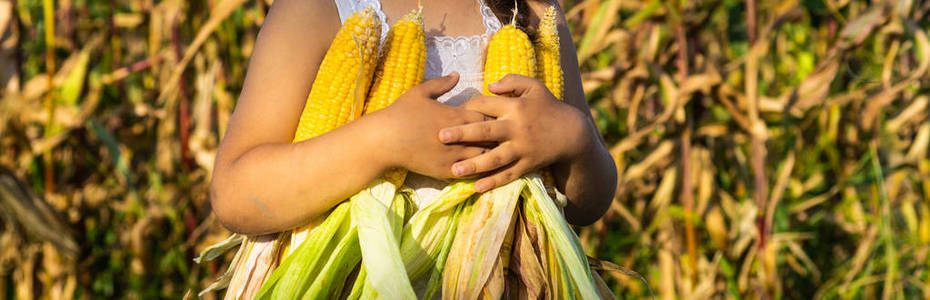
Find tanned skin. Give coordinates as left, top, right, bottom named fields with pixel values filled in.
left=210, top=0, right=617, bottom=235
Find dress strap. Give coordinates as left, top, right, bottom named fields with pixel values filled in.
left=332, top=0, right=389, bottom=41
left=476, top=0, right=503, bottom=36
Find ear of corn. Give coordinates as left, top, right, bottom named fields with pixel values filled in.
left=283, top=7, right=382, bottom=261
left=335, top=10, right=427, bottom=299
left=483, top=18, right=536, bottom=96
left=292, top=7, right=381, bottom=143
left=363, top=11, right=426, bottom=115
left=364, top=10, right=426, bottom=188
left=534, top=6, right=563, bottom=101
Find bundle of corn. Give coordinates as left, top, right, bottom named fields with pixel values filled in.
left=201, top=5, right=616, bottom=299
left=438, top=9, right=604, bottom=298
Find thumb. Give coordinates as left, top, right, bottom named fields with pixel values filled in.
left=414, top=72, right=460, bottom=99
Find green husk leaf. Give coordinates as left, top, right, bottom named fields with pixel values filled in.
left=400, top=180, right=477, bottom=280
left=352, top=179, right=416, bottom=299
left=255, top=202, right=352, bottom=300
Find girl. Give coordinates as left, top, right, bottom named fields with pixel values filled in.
left=210, top=0, right=617, bottom=236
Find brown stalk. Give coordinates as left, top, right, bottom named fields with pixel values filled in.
left=746, top=0, right=772, bottom=297
left=675, top=19, right=697, bottom=276
left=171, top=17, right=193, bottom=170
left=744, top=0, right=768, bottom=250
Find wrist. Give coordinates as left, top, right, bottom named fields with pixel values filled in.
left=356, top=113, right=398, bottom=173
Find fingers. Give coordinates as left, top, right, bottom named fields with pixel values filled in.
left=474, top=159, right=533, bottom=192
left=461, top=95, right=517, bottom=117
left=414, top=72, right=460, bottom=99
left=487, top=74, right=542, bottom=97
left=457, top=109, right=494, bottom=124
left=450, top=143, right=518, bottom=177
left=439, top=120, right=510, bottom=144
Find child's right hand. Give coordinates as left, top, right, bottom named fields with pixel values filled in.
left=366, top=72, right=490, bottom=179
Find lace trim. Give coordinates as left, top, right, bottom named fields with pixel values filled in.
left=338, top=0, right=501, bottom=41
left=478, top=1, right=503, bottom=36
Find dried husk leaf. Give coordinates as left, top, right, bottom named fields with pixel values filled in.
left=443, top=179, right=524, bottom=300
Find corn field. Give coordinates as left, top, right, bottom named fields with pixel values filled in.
left=0, top=0, right=928, bottom=298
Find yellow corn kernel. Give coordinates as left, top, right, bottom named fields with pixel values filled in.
left=484, top=19, right=536, bottom=96
left=363, top=10, right=426, bottom=187
left=292, top=7, right=381, bottom=143
left=534, top=6, right=563, bottom=101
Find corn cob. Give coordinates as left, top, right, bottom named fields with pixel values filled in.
left=523, top=6, right=565, bottom=188
left=363, top=11, right=426, bottom=115
left=483, top=12, right=536, bottom=96
left=534, top=6, right=563, bottom=101
left=284, top=7, right=382, bottom=258
left=363, top=9, right=426, bottom=187
left=292, top=7, right=381, bottom=143
left=334, top=11, right=427, bottom=299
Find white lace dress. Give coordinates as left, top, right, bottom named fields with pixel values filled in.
left=334, top=0, right=502, bottom=208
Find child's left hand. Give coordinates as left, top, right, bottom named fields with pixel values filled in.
left=438, top=74, right=593, bottom=192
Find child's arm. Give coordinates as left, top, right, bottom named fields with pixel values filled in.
left=211, top=0, right=488, bottom=235
left=546, top=4, right=617, bottom=226
left=436, top=3, right=616, bottom=226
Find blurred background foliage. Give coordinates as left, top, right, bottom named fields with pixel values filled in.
left=0, top=0, right=928, bottom=298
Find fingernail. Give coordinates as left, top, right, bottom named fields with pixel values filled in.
left=488, top=82, right=499, bottom=89
left=453, top=164, right=467, bottom=176
left=439, top=130, right=452, bottom=142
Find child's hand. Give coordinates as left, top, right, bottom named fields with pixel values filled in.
left=438, top=74, right=591, bottom=192
left=369, top=72, right=491, bottom=179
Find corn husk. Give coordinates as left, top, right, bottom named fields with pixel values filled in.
left=254, top=202, right=353, bottom=299
left=523, top=173, right=599, bottom=299
left=203, top=172, right=615, bottom=300
left=442, top=179, right=525, bottom=299
left=352, top=179, right=416, bottom=299
left=400, top=181, right=477, bottom=281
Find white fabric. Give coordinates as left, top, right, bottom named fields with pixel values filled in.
left=334, top=0, right=501, bottom=208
